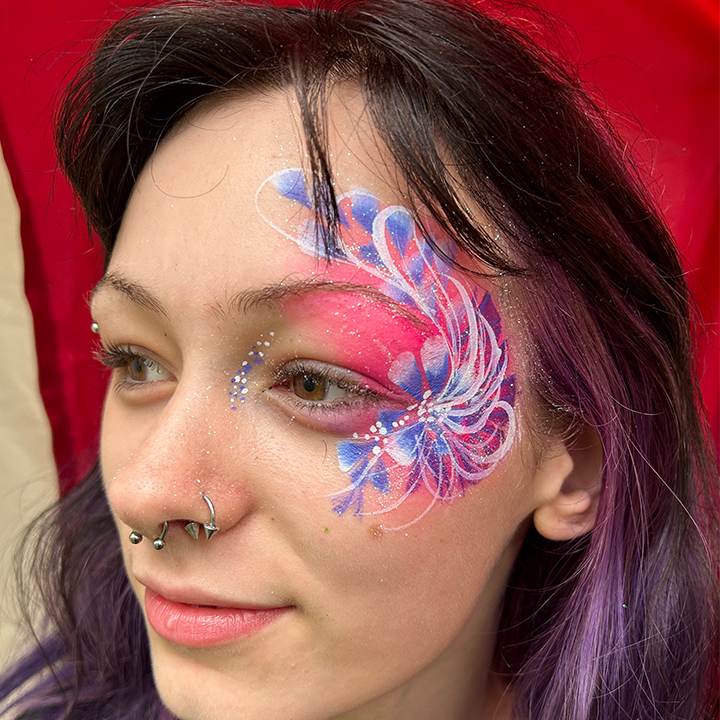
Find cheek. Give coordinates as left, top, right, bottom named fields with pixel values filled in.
left=288, top=447, right=535, bottom=683
left=100, top=398, right=146, bottom=482
left=100, top=399, right=157, bottom=544
left=100, top=390, right=176, bottom=483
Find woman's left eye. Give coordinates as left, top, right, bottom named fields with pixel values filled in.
left=270, top=360, right=401, bottom=435
left=274, top=360, right=381, bottom=409
left=291, top=373, right=352, bottom=403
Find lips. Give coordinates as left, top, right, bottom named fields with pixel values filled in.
left=144, top=588, right=292, bottom=648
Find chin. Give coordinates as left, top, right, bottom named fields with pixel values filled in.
left=147, top=635, right=344, bottom=720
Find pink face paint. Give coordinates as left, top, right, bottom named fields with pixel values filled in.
left=258, top=169, right=517, bottom=528
left=275, top=291, right=429, bottom=435
left=281, top=291, right=429, bottom=388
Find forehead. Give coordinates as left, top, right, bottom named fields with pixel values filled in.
left=104, top=88, right=417, bottom=304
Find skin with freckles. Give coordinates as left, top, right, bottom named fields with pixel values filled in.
left=91, top=89, right=576, bottom=720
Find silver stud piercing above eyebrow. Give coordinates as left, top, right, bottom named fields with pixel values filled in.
left=129, top=530, right=143, bottom=544
left=152, top=522, right=169, bottom=550
left=91, top=322, right=100, bottom=333
left=184, top=493, right=220, bottom=541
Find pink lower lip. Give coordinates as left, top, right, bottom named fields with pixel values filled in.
left=144, top=589, right=291, bottom=648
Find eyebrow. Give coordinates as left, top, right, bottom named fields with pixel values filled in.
left=91, top=272, right=425, bottom=327
left=91, top=273, right=168, bottom=318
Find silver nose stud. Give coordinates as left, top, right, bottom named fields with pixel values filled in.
left=185, top=493, right=220, bottom=540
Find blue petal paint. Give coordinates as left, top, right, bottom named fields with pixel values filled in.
left=352, top=193, right=379, bottom=235
left=433, top=430, right=451, bottom=455
left=358, top=243, right=384, bottom=268
left=421, top=339, right=450, bottom=396
left=370, top=460, right=390, bottom=493
left=338, top=203, right=351, bottom=228
left=388, top=352, right=424, bottom=400
left=392, top=423, right=424, bottom=463
left=377, top=409, right=405, bottom=428
left=382, top=284, right=418, bottom=312
left=385, top=210, right=413, bottom=255
left=273, top=169, right=312, bottom=208
left=338, top=441, right=370, bottom=473
left=406, top=254, right=426, bottom=288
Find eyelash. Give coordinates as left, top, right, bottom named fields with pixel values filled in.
left=94, top=342, right=169, bottom=392
left=94, top=345, right=384, bottom=412
left=272, top=359, right=384, bottom=412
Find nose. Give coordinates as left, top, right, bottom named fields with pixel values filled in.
left=104, top=385, right=257, bottom=549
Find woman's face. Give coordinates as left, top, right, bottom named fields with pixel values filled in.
left=93, top=90, right=549, bottom=720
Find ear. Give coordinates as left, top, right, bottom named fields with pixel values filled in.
left=532, top=425, right=603, bottom=541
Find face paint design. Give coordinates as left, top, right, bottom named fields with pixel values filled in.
left=230, top=333, right=274, bottom=410
left=258, top=169, right=516, bottom=526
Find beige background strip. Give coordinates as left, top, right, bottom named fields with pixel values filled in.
left=0, top=144, right=58, bottom=668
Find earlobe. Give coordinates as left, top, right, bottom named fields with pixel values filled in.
left=532, top=426, right=603, bottom=542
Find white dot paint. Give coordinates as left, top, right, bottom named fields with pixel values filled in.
left=229, top=332, right=274, bottom=410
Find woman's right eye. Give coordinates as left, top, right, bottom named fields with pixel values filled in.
left=124, top=355, right=169, bottom=383
left=95, top=343, right=173, bottom=392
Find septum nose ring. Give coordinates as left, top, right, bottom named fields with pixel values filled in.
left=185, top=493, right=220, bottom=541
left=128, top=522, right=168, bottom=550
left=152, top=522, right=168, bottom=550
left=127, top=493, right=219, bottom=550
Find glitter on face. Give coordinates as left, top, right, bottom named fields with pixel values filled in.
left=258, top=169, right=516, bottom=526
left=229, top=333, right=274, bottom=410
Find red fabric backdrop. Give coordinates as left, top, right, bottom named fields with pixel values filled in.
left=0, top=0, right=717, bottom=492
